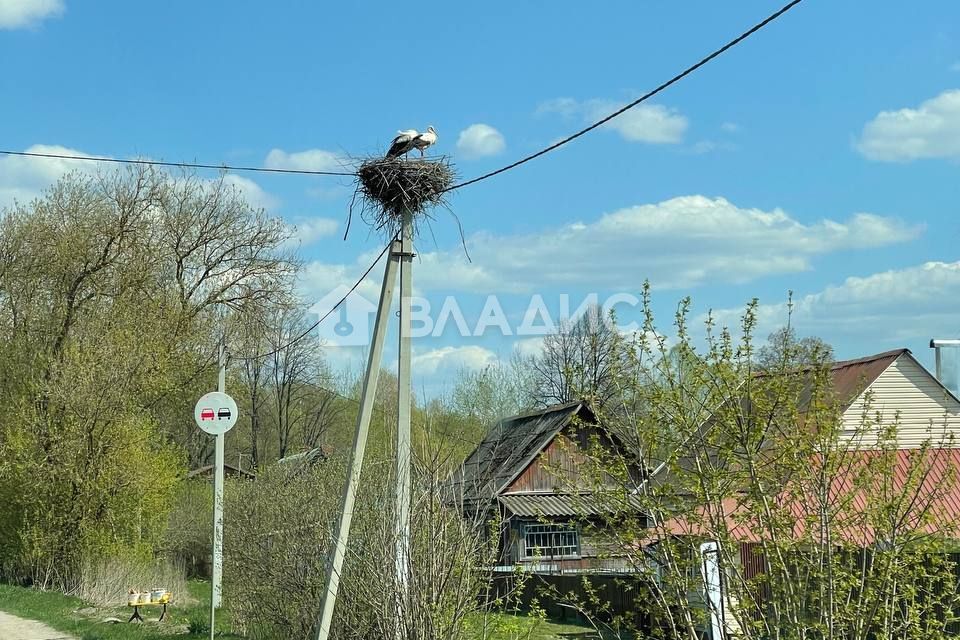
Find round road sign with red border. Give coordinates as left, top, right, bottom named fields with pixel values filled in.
left=194, top=391, right=239, bottom=435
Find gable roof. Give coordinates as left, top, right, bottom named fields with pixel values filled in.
left=648, top=349, right=923, bottom=487
left=755, top=348, right=907, bottom=417
left=791, top=348, right=960, bottom=415
left=822, top=348, right=907, bottom=409
left=448, top=401, right=594, bottom=507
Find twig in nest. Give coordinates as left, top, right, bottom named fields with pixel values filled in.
left=347, top=156, right=469, bottom=260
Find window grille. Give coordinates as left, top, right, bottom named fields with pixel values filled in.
left=522, top=523, right=580, bottom=559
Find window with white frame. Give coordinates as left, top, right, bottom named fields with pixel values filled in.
left=522, top=523, right=580, bottom=559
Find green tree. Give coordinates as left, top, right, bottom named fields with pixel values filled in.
left=756, top=325, right=834, bottom=371
left=557, top=289, right=959, bottom=640
left=0, top=167, right=295, bottom=589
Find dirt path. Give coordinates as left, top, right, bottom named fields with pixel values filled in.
left=0, top=611, right=74, bottom=639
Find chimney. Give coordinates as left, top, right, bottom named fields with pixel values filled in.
left=930, top=339, right=960, bottom=396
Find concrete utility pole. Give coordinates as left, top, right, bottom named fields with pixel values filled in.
left=211, top=338, right=226, bottom=640
left=316, top=235, right=402, bottom=640
left=395, top=210, right=414, bottom=639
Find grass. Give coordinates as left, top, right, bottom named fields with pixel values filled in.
left=464, top=612, right=605, bottom=640
left=0, top=581, right=606, bottom=640
left=0, top=580, right=242, bottom=640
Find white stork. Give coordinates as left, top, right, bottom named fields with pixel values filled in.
left=412, top=126, right=437, bottom=157
left=386, top=129, right=419, bottom=159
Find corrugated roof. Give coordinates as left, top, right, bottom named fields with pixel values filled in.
left=648, top=349, right=911, bottom=487
left=661, top=448, right=960, bottom=544
left=448, top=401, right=591, bottom=506
left=499, top=492, right=645, bottom=517
left=801, top=348, right=907, bottom=413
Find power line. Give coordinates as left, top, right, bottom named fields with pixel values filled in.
left=6, top=0, right=804, bottom=192
left=235, top=235, right=396, bottom=362
left=445, top=0, right=806, bottom=193
left=0, top=149, right=355, bottom=177
left=6, top=0, right=804, bottom=193
left=0, top=0, right=803, bottom=191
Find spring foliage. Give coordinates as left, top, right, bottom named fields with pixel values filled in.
left=0, top=167, right=295, bottom=590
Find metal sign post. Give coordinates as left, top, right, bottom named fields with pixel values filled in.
left=194, top=341, right=238, bottom=640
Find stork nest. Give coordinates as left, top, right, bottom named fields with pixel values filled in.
left=349, top=156, right=456, bottom=239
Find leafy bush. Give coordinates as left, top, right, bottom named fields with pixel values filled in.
left=72, top=556, right=189, bottom=607
left=163, top=479, right=213, bottom=578
left=224, top=453, right=497, bottom=640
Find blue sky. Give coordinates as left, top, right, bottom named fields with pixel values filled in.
left=2, top=0, right=960, bottom=395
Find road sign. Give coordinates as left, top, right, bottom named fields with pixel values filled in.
left=194, top=391, right=238, bottom=435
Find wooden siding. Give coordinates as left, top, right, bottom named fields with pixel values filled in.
left=841, top=354, right=960, bottom=448
left=506, top=428, right=623, bottom=494
left=507, top=433, right=594, bottom=493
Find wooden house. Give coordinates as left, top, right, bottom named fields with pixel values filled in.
left=449, top=401, right=645, bottom=573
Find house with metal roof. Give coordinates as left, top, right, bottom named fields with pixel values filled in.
left=651, top=348, right=960, bottom=486
left=449, top=401, right=645, bottom=573
left=648, top=349, right=960, bottom=637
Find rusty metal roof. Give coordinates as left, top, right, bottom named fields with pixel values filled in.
left=499, top=492, right=645, bottom=517
left=447, top=401, right=593, bottom=508
left=648, top=349, right=912, bottom=487
left=662, top=447, right=960, bottom=544
left=810, top=348, right=906, bottom=412
left=829, top=349, right=905, bottom=397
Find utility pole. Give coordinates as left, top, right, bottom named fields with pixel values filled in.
left=194, top=336, right=238, bottom=640
left=395, top=210, right=414, bottom=640
left=210, top=337, right=226, bottom=640
left=316, top=236, right=401, bottom=640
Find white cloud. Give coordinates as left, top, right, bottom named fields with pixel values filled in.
left=690, top=141, right=717, bottom=155
left=0, top=145, right=280, bottom=213
left=513, top=337, right=544, bottom=357
left=411, top=345, right=498, bottom=376
left=287, top=217, right=339, bottom=247
left=0, top=0, right=63, bottom=29
left=721, top=122, right=741, bottom=133
left=220, top=174, right=279, bottom=211
left=539, top=98, right=688, bottom=144
left=264, top=148, right=345, bottom=172
left=409, top=196, right=922, bottom=293
left=456, top=124, right=506, bottom=160
left=536, top=98, right=579, bottom=118
left=857, top=89, right=960, bottom=162
left=298, top=248, right=386, bottom=308
left=588, top=101, right=688, bottom=144
left=0, top=144, right=101, bottom=209
left=710, top=261, right=960, bottom=344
